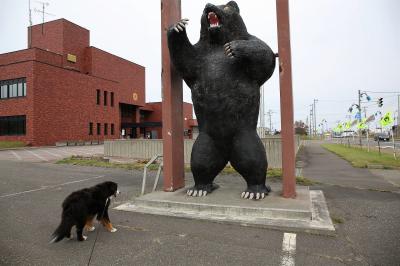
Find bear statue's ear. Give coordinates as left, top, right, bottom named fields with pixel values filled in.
left=226, top=1, right=240, bottom=13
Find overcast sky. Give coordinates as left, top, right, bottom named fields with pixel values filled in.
left=1, top=0, right=399, bottom=131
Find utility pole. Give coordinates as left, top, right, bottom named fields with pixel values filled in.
left=309, top=105, right=313, bottom=136
left=313, top=99, right=318, bottom=136
left=266, top=109, right=274, bottom=134
left=397, top=94, right=400, bottom=138
left=358, top=90, right=362, bottom=146
left=306, top=116, right=309, bottom=136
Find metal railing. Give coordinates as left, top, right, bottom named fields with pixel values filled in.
left=141, top=154, right=163, bottom=196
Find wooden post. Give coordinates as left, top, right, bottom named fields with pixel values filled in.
left=161, top=0, right=185, bottom=191
left=276, top=0, right=296, bottom=198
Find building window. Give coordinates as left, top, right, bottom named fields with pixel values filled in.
left=96, top=89, right=100, bottom=105
left=104, top=123, right=108, bottom=135
left=0, top=78, right=27, bottom=99
left=89, top=122, right=93, bottom=135
left=0, top=115, right=26, bottom=136
left=110, top=92, right=114, bottom=107
left=97, top=123, right=101, bottom=135
left=111, top=123, right=114, bottom=135
left=104, top=91, right=108, bottom=106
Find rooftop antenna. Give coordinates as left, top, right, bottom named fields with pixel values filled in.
left=34, top=1, right=55, bottom=34
left=28, top=0, right=33, bottom=47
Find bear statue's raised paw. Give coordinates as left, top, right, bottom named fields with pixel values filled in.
left=187, top=183, right=219, bottom=197
left=172, top=18, right=189, bottom=33
left=224, top=40, right=245, bottom=58
left=241, top=184, right=271, bottom=200
left=224, top=42, right=235, bottom=58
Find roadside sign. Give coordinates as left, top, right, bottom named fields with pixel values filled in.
left=357, top=118, right=367, bottom=129
left=355, top=112, right=361, bottom=119
left=380, top=112, right=394, bottom=127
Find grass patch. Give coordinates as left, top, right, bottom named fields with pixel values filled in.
left=322, top=144, right=400, bottom=169
left=57, top=156, right=315, bottom=185
left=0, top=141, right=26, bottom=149
left=56, top=156, right=151, bottom=170
left=267, top=169, right=318, bottom=186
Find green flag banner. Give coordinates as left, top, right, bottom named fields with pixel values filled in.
left=357, top=118, right=367, bottom=129
left=380, top=112, right=394, bottom=127
left=334, top=124, right=343, bottom=132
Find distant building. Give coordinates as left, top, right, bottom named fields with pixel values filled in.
left=0, top=19, right=196, bottom=145
left=141, top=102, right=198, bottom=139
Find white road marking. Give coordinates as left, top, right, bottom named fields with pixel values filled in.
left=56, top=149, right=76, bottom=156
left=26, top=150, right=48, bottom=162
left=0, top=175, right=105, bottom=199
left=281, top=233, right=296, bottom=266
left=70, top=148, right=92, bottom=155
left=41, top=149, right=63, bottom=158
left=10, top=150, right=22, bottom=160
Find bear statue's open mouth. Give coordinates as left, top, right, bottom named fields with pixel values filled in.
left=208, top=12, right=220, bottom=28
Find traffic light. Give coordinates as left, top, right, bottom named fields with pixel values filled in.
left=378, top=98, right=383, bottom=107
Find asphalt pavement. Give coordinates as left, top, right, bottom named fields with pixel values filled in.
left=0, top=141, right=399, bottom=265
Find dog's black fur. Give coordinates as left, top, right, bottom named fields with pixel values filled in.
left=51, top=181, right=119, bottom=242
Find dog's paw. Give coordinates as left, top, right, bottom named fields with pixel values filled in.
left=78, top=235, right=88, bottom=241
left=110, top=228, right=117, bottom=233
left=86, top=226, right=95, bottom=232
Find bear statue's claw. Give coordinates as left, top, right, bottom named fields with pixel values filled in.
left=241, top=185, right=271, bottom=200
left=173, top=18, right=189, bottom=33
left=187, top=184, right=218, bottom=197
left=223, top=42, right=235, bottom=58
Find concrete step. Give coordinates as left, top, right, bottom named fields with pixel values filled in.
left=134, top=187, right=311, bottom=221
left=114, top=184, right=335, bottom=235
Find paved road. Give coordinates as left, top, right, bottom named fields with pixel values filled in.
left=0, top=142, right=399, bottom=265
left=0, top=145, right=104, bottom=162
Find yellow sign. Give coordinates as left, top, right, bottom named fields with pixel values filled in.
left=132, top=93, right=138, bottom=101
left=67, top=54, right=77, bottom=63
left=357, top=118, right=367, bottom=129
left=380, top=112, right=394, bottom=127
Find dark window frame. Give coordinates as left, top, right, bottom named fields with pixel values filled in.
left=96, top=89, right=101, bottom=105
left=104, top=123, right=108, bottom=135
left=97, top=123, right=101, bottom=135
left=89, top=122, right=93, bottom=135
left=0, top=115, right=26, bottom=136
left=104, top=91, right=108, bottom=106
left=110, top=92, right=114, bottom=107
left=111, top=123, right=114, bottom=135
left=0, top=78, right=27, bottom=100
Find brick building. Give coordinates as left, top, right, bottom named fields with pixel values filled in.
left=0, top=19, right=196, bottom=145
left=141, top=101, right=198, bottom=139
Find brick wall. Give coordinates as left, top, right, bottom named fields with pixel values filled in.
left=0, top=61, right=35, bottom=145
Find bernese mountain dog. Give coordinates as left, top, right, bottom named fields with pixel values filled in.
left=51, top=181, right=120, bottom=242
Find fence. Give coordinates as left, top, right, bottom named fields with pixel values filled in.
left=104, top=136, right=301, bottom=169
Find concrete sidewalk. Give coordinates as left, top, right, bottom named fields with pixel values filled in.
left=300, top=142, right=400, bottom=192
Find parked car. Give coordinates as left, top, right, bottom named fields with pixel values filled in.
left=374, top=132, right=390, bottom=141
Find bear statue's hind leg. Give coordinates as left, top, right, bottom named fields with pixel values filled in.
left=230, top=130, right=271, bottom=200
left=188, top=133, right=228, bottom=197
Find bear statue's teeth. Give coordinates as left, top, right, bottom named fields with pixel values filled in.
left=208, top=12, right=220, bottom=28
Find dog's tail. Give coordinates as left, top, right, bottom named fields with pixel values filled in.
left=50, top=216, right=74, bottom=243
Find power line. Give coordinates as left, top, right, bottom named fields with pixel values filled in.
left=364, top=90, right=400, bottom=94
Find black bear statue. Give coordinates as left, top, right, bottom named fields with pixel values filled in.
left=167, top=1, right=276, bottom=200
